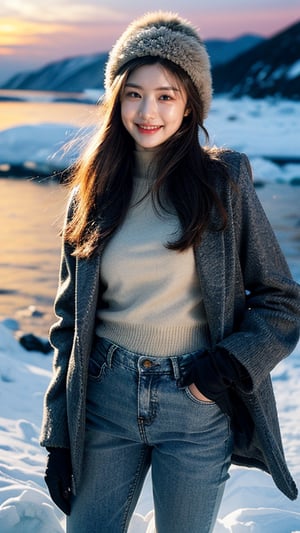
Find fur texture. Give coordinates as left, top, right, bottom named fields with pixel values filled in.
left=104, top=11, right=212, bottom=118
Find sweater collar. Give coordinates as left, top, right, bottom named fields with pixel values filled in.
left=133, top=149, right=158, bottom=180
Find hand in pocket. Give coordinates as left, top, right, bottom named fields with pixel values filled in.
left=188, top=383, right=214, bottom=402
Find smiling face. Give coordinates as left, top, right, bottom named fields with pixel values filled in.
left=120, top=63, right=188, bottom=151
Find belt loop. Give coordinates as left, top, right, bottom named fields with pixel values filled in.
left=170, top=357, right=181, bottom=381
left=106, top=343, right=118, bottom=368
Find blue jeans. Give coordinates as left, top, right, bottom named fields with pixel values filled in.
left=67, top=337, right=233, bottom=533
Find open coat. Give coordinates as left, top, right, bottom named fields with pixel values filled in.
left=40, top=151, right=300, bottom=500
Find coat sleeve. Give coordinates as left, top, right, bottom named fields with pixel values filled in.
left=219, top=153, right=300, bottom=392
left=40, top=192, right=77, bottom=448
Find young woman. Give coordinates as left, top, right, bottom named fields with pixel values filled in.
left=40, top=11, right=300, bottom=533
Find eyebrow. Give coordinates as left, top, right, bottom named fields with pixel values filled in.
left=125, top=82, right=180, bottom=92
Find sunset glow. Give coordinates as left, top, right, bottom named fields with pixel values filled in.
left=0, top=19, right=38, bottom=47
left=0, top=18, right=72, bottom=47
left=1, top=4, right=299, bottom=54
left=0, top=0, right=299, bottom=82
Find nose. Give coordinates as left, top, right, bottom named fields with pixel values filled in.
left=138, top=97, right=156, bottom=119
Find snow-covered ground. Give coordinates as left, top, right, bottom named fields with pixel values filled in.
left=0, top=323, right=299, bottom=532
left=0, top=94, right=300, bottom=532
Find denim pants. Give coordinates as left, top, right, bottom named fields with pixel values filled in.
left=67, top=337, right=233, bottom=533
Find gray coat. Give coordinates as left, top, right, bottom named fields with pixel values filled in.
left=40, top=151, right=300, bottom=500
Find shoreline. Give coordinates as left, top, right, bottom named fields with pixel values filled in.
left=1, top=159, right=300, bottom=182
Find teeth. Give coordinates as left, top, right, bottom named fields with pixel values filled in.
left=139, top=125, right=160, bottom=130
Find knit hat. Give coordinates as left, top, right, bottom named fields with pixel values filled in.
left=104, top=11, right=212, bottom=118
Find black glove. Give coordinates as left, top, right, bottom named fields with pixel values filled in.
left=180, top=347, right=251, bottom=433
left=45, top=447, right=72, bottom=515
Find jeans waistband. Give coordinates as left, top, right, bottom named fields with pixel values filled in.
left=97, top=337, right=205, bottom=382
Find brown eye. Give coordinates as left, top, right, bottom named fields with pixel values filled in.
left=159, top=94, right=172, bottom=101
left=124, top=90, right=141, bottom=99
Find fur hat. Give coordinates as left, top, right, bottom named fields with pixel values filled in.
left=104, top=11, right=212, bottom=118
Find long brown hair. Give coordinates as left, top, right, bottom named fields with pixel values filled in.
left=65, top=56, right=229, bottom=258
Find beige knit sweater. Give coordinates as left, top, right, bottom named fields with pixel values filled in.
left=95, top=150, right=209, bottom=356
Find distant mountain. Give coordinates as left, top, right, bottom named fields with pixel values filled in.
left=3, top=22, right=299, bottom=101
left=206, top=35, right=264, bottom=66
left=1, top=53, right=108, bottom=93
left=212, top=20, right=300, bottom=99
left=0, top=35, right=263, bottom=92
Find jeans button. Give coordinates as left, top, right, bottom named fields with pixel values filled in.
left=142, top=359, right=153, bottom=368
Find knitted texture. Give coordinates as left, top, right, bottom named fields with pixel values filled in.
left=104, top=11, right=212, bottom=118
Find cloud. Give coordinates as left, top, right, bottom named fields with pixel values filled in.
left=0, top=0, right=127, bottom=24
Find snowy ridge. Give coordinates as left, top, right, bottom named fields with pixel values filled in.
left=1, top=53, right=108, bottom=93
left=212, top=20, right=300, bottom=100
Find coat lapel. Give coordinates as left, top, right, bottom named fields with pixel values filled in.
left=194, top=229, right=226, bottom=346
left=76, top=250, right=102, bottom=345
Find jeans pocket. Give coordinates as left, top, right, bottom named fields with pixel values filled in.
left=88, top=340, right=109, bottom=381
left=185, top=385, right=216, bottom=405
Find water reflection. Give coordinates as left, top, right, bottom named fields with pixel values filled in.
left=0, top=178, right=67, bottom=337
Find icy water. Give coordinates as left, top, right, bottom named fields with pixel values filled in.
left=1, top=178, right=300, bottom=339
left=0, top=178, right=67, bottom=337
left=0, top=89, right=99, bottom=130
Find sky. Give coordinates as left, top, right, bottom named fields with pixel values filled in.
left=0, top=0, right=299, bottom=83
